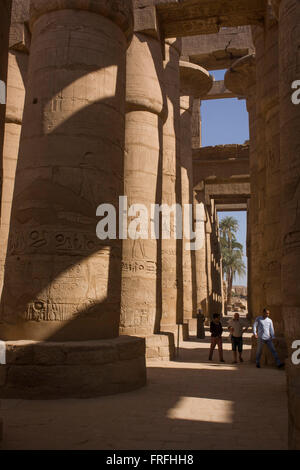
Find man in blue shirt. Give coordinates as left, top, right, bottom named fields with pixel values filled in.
left=253, top=308, right=284, bottom=369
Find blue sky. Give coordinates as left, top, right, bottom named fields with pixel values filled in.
left=201, top=69, right=249, bottom=286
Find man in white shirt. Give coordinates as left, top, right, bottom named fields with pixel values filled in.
left=228, top=312, right=248, bottom=363
left=253, top=308, right=285, bottom=369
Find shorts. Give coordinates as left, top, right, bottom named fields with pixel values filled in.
left=231, top=336, right=243, bottom=353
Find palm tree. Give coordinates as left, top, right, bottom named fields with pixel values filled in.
left=220, top=217, right=246, bottom=310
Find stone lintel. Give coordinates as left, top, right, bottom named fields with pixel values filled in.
left=225, top=53, right=256, bottom=97
left=179, top=60, right=213, bottom=97
left=205, top=181, right=250, bottom=196
left=193, top=144, right=249, bottom=161
left=182, top=26, right=254, bottom=70
left=138, top=0, right=267, bottom=38
left=216, top=203, right=248, bottom=211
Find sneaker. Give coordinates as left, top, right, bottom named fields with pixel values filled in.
left=239, top=357, right=244, bottom=363
left=278, top=363, right=285, bottom=369
left=256, top=364, right=261, bottom=368
left=220, top=359, right=225, bottom=363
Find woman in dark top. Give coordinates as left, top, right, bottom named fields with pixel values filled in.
left=209, top=313, right=225, bottom=362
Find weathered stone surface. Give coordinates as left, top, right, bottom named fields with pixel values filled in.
left=224, top=53, right=256, bottom=97
left=0, top=2, right=131, bottom=340
left=30, top=0, right=133, bottom=40
left=182, top=26, right=254, bottom=70
left=0, top=337, right=146, bottom=398
left=179, top=61, right=213, bottom=98
left=120, top=32, right=165, bottom=338
left=9, top=0, right=30, bottom=52
left=160, top=38, right=182, bottom=334
left=276, top=0, right=300, bottom=450
left=134, top=0, right=267, bottom=38
left=179, top=62, right=212, bottom=325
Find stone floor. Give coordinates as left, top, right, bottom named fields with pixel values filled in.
left=0, top=331, right=288, bottom=450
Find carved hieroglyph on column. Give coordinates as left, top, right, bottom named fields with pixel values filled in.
left=120, top=31, right=165, bottom=336
left=0, top=0, right=30, bottom=298
left=192, top=98, right=202, bottom=149
left=0, top=0, right=133, bottom=341
left=179, top=61, right=213, bottom=323
left=276, top=0, right=300, bottom=450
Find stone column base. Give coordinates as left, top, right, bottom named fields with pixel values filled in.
left=120, top=329, right=176, bottom=361
left=187, top=318, right=197, bottom=335
left=145, top=333, right=175, bottom=361
left=160, top=324, right=189, bottom=343
left=0, top=336, right=146, bottom=399
left=251, top=335, right=288, bottom=365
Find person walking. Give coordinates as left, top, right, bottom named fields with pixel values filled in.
left=209, top=313, right=225, bottom=362
left=253, top=308, right=285, bottom=369
left=228, top=312, right=248, bottom=363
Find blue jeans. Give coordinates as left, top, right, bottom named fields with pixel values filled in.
left=256, top=338, right=281, bottom=366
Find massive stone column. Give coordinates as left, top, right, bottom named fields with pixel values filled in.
left=159, top=38, right=183, bottom=339
left=120, top=9, right=175, bottom=361
left=273, top=0, right=300, bottom=450
left=193, top=188, right=208, bottom=317
left=205, top=202, right=213, bottom=320
left=0, top=0, right=11, bottom=445
left=252, top=25, right=267, bottom=316
left=0, top=0, right=30, bottom=297
left=120, top=28, right=165, bottom=337
left=0, top=1, right=10, bottom=162
left=261, top=8, right=285, bottom=358
left=179, top=61, right=213, bottom=328
left=0, top=0, right=146, bottom=398
left=250, top=14, right=285, bottom=364
left=208, top=201, right=223, bottom=317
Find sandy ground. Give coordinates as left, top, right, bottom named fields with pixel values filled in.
left=0, top=330, right=288, bottom=450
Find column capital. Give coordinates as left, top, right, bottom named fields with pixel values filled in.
left=30, top=0, right=133, bottom=39
left=224, top=54, right=256, bottom=99
left=179, top=61, right=213, bottom=98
